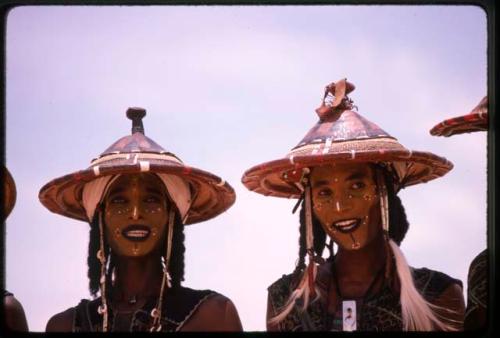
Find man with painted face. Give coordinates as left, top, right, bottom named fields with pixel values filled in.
left=40, top=108, right=242, bottom=332
left=242, top=79, right=465, bottom=331
left=430, top=96, right=488, bottom=331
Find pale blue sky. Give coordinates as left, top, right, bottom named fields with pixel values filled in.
left=5, top=5, right=487, bottom=331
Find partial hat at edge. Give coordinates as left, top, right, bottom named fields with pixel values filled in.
left=430, top=96, right=488, bottom=137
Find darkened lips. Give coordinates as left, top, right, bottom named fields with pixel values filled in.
left=122, top=224, right=151, bottom=242
left=331, top=218, right=361, bottom=234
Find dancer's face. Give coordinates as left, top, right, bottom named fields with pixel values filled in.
left=104, top=173, right=169, bottom=257
left=311, top=163, right=381, bottom=250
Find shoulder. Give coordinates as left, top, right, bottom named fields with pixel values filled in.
left=268, top=272, right=297, bottom=295
left=176, top=289, right=242, bottom=331
left=468, top=249, right=488, bottom=279
left=412, top=267, right=463, bottom=299
left=4, top=293, right=29, bottom=331
left=412, top=267, right=465, bottom=330
left=46, top=307, right=76, bottom=332
left=46, top=298, right=98, bottom=332
left=196, top=293, right=240, bottom=319
left=267, top=273, right=297, bottom=310
left=4, top=293, right=24, bottom=312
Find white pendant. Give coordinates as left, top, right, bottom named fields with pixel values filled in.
left=342, top=300, right=357, bottom=331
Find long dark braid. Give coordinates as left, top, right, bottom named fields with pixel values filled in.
left=293, top=198, right=328, bottom=275
left=166, top=211, right=185, bottom=288
left=88, top=208, right=109, bottom=297
left=382, top=168, right=409, bottom=245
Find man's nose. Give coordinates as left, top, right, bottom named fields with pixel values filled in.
left=333, top=192, right=352, bottom=212
left=129, top=204, right=142, bottom=220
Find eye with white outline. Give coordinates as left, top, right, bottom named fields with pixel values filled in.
left=317, top=188, right=332, bottom=197
left=110, top=195, right=127, bottom=204
left=144, top=195, right=161, bottom=204
left=351, top=181, right=366, bottom=190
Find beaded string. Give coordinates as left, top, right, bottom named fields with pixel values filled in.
left=97, top=210, right=109, bottom=332
left=303, top=178, right=317, bottom=299
left=149, top=207, right=175, bottom=331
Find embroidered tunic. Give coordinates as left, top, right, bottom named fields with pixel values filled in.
left=268, top=263, right=462, bottom=331
left=464, top=249, right=487, bottom=330
left=72, top=286, right=216, bottom=331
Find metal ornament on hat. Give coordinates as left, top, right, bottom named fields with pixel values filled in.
left=315, top=78, right=357, bottom=121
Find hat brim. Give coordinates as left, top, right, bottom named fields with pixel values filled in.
left=3, top=167, right=17, bottom=219
left=39, top=160, right=235, bottom=225
left=242, top=148, right=453, bottom=198
left=430, top=112, right=488, bottom=137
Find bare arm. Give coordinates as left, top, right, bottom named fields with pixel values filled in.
left=45, top=308, right=75, bottom=332
left=180, top=294, right=243, bottom=331
left=4, top=295, right=29, bottom=332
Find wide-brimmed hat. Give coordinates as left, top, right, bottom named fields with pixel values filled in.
left=242, top=79, right=453, bottom=198
left=39, top=107, right=235, bottom=225
left=429, top=96, right=488, bottom=137
left=2, top=166, right=17, bottom=219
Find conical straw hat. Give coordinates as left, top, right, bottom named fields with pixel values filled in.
left=242, top=79, right=453, bottom=198
left=39, top=108, right=235, bottom=224
left=430, top=96, right=488, bottom=137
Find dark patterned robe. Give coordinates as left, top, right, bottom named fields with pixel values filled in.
left=464, top=249, right=487, bottom=330
left=268, top=261, right=462, bottom=331
left=72, top=286, right=216, bottom=331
